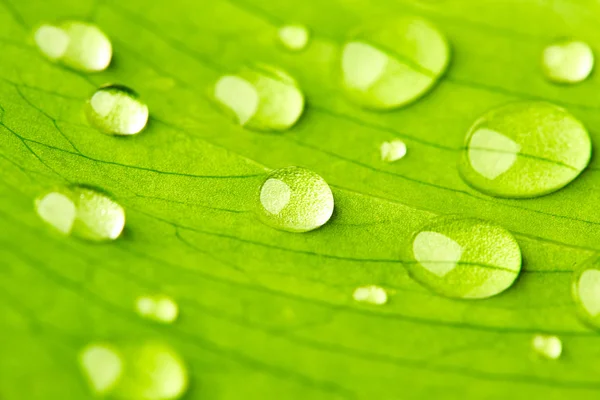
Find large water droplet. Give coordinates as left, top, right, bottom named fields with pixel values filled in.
left=213, top=65, right=305, bottom=131
left=86, top=84, right=149, bottom=135
left=542, top=40, right=594, bottom=84
left=459, top=102, right=591, bottom=198
left=532, top=334, right=562, bottom=360
left=341, top=16, right=450, bottom=110
left=36, top=186, right=125, bottom=241
left=80, top=344, right=123, bottom=395
left=572, top=255, right=600, bottom=329
left=353, top=285, right=388, bottom=305
left=135, top=295, right=179, bottom=324
left=278, top=24, right=310, bottom=51
left=34, top=21, right=112, bottom=72
left=404, top=217, right=521, bottom=299
left=257, top=166, right=334, bottom=233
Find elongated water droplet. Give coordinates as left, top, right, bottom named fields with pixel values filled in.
left=214, top=65, right=304, bottom=131
left=532, top=334, right=562, bottom=360
left=80, top=344, right=123, bottom=395
left=341, top=16, right=450, bottom=110
left=36, top=186, right=125, bottom=241
left=353, top=285, right=388, bottom=305
left=572, top=255, right=600, bottom=329
left=278, top=24, right=310, bottom=51
left=459, top=102, right=591, bottom=198
left=86, top=84, right=149, bottom=135
left=34, top=21, right=111, bottom=72
left=380, top=139, right=407, bottom=162
left=542, top=40, right=593, bottom=84
left=135, top=295, right=179, bottom=324
left=405, top=217, right=521, bottom=299
left=257, top=166, right=334, bottom=233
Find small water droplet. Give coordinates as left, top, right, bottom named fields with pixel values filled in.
left=380, top=139, right=407, bottom=162
left=542, top=40, right=594, bottom=84
left=213, top=65, right=305, bottom=132
left=572, top=255, right=600, bottom=329
left=86, top=84, right=149, bottom=135
left=278, top=24, right=310, bottom=51
left=135, top=295, right=179, bottom=324
left=532, top=334, right=562, bottom=360
left=341, top=16, right=450, bottom=110
left=353, top=285, right=388, bottom=305
left=257, top=166, right=334, bottom=233
left=79, top=344, right=123, bottom=395
left=36, top=186, right=125, bottom=241
left=404, top=217, right=521, bottom=299
left=459, top=102, right=591, bottom=198
left=34, top=21, right=112, bottom=72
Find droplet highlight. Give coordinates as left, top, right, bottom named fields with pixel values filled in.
left=34, top=21, right=112, bottom=72
left=405, top=217, right=522, bottom=299
left=86, top=84, right=149, bottom=135
left=542, top=40, right=594, bottom=84
left=214, top=65, right=305, bottom=132
left=135, top=295, right=179, bottom=324
left=459, top=102, right=591, bottom=198
left=353, top=285, right=388, bottom=305
left=257, top=166, right=334, bottom=233
left=572, top=255, right=600, bottom=329
left=380, top=139, right=407, bottom=162
left=278, top=24, right=310, bottom=51
left=341, top=16, right=450, bottom=110
left=532, top=334, right=562, bottom=360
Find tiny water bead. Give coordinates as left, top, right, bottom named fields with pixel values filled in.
left=404, top=217, right=521, bottom=299
left=214, top=65, right=304, bottom=132
left=86, top=84, right=149, bottom=135
left=353, top=285, right=388, bottom=305
left=34, top=21, right=111, bottom=72
left=278, top=24, right=310, bottom=51
left=257, top=166, right=334, bottom=233
left=380, top=139, right=407, bottom=162
left=36, top=186, right=125, bottom=241
left=542, top=40, right=594, bottom=84
left=136, top=295, right=179, bottom=324
left=341, top=16, right=450, bottom=110
left=459, top=102, right=591, bottom=198
left=532, top=334, right=562, bottom=360
left=572, top=256, right=600, bottom=329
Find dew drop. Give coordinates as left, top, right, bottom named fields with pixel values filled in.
left=278, top=24, right=310, bottom=51
left=135, top=295, right=179, bottom=324
left=542, top=40, right=594, bottom=84
left=257, top=166, right=334, bottom=233
left=79, top=344, right=123, bottom=395
left=36, top=186, right=125, bottom=241
left=86, top=84, right=149, bottom=135
left=572, top=255, right=600, bottom=329
left=353, top=285, right=388, bottom=305
left=34, top=21, right=112, bottom=72
left=532, top=334, right=562, bottom=360
left=341, top=16, right=450, bottom=110
left=459, top=101, right=591, bottom=198
left=380, top=139, right=407, bottom=162
left=404, top=217, right=521, bottom=299
left=213, top=65, right=305, bottom=132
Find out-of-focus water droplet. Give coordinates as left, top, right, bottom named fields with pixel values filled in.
left=86, top=84, right=149, bottom=135
left=135, top=295, right=179, bottom=324
left=572, top=255, right=600, bottom=329
left=380, top=139, right=407, bottom=162
left=459, top=102, right=591, bottom=198
left=34, top=21, right=112, bottom=72
left=542, top=40, right=594, bottom=84
left=80, top=344, right=123, bottom=395
left=36, top=186, right=125, bottom=241
left=532, top=334, right=562, bottom=360
left=353, top=285, right=388, bottom=305
left=214, top=65, right=304, bottom=131
left=257, top=166, right=334, bottom=233
left=404, top=217, right=521, bottom=299
left=278, top=24, right=310, bottom=51
left=341, top=16, right=450, bottom=110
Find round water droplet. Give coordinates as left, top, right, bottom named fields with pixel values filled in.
left=278, top=24, right=310, bottom=51
left=135, top=295, right=179, bottom=324
left=380, top=139, right=407, bottom=162
left=341, top=16, right=450, bottom=110
left=532, top=334, right=562, bottom=360
left=404, top=217, right=521, bottom=299
left=353, top=285, right=388, bottom=305
left=572, top=255, right=600, bottom=329
left=79, top=344, right=124, bottom=395
left=213, top=65, right=305, bottom=132
left=257, top=166, right=334, bottom=233
left=36, top=186, right=125, bottom=241
left=86, top=84, right=149, bottom=135
left=34, top=21, right=112, bottom=72
left=542, top=40, right=594, bottom=84
left=459, top=102, right=591, bottom=198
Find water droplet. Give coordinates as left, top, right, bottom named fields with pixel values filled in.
left=404, top=217, right=521, bottom=299
left=36, top=186, right=125, bottom=241
left=532, top=334, right=562, bottom=360
left=572, top=255, right=600, bottom=329
left=135, top=295, right=179, bottom=324
left=257, top=166, right=334, bottom=233
left=278, top=24, right=310, bottom=51
left=380, top=139, right=407, bottom=162
left=459, top=102, right=591, bottom=198
left=341, top=16, right=450, bottom=110
left=86, top=84, right=149, bottom=135
left=214, top=65, right=304, bottom=132
left=542, top=40, right=593, bottom=84
left=353, top=285, right=388, bottom=305
left=79, top=344, right=123, bottom=395
left=34, top=21, right=112, bottom=72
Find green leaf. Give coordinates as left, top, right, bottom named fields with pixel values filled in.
left=2, top=0, right=600, bottom=398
